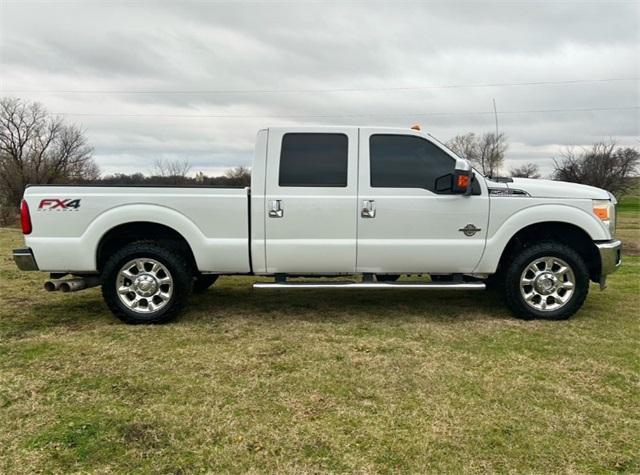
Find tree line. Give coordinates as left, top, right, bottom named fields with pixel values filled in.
left=1, top=97, right=638, bottom=225
left=97, top=162, right=251, bottom=187
left=445, top=131, right=639, bottom=189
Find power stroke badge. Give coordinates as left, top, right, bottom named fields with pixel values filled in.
left=458, top=224, right=482, bottom=237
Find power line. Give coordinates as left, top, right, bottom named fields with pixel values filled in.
left=5, top=77, right=637, bottom=96
left=52, top=105, right=640, bottom=119
left=5, top=0, right=638, bottom=4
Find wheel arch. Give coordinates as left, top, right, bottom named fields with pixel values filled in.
left=80, top=203, right=207, bottom=273
left=495, top=221, right=601, bottom=283
left=96, top=221, right=198, bottom=273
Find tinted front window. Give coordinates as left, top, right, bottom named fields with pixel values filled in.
left=370, top=134, right=455, bottom=191
left=279, top=133, right=348, bottom=187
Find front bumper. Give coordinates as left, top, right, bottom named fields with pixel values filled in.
left=13, top=248, right=39, bottom=271
left=595, top=239, right=622, bottom=289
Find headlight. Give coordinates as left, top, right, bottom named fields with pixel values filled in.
left=593, top=199, right=616, bottom=237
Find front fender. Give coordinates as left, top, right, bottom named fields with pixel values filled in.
left=474, top=203, right=608, bottom=274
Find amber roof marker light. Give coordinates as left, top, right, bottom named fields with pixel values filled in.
left=410, top=123, right=422, bottom=131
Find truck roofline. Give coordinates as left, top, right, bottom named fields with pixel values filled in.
left=24, top=184, right=248, bottom=189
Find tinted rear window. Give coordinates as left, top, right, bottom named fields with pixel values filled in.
left=279, top=133, right=348, bottom=187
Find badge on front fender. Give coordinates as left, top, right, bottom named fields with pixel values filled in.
left=459, top=224, right=481, bottom=236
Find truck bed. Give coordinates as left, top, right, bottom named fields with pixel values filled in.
left=23, top=185, right=251, bottom=273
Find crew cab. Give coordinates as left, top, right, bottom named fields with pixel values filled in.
left=13, top=126, right=621, bottom=323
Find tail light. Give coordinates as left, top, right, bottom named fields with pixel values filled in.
left=20, top=200, right=32, bottom=235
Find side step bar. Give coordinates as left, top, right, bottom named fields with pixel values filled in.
left=253, top=281, right=485, bottom=290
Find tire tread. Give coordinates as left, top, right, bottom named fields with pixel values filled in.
left=503, top=240, right=589, bottom=320
left=101, top=240, right=193, bottom=324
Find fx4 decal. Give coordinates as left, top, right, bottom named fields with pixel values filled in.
left=38, top=198, right=81, bottom=211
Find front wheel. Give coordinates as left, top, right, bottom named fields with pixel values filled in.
left=193, top=274, right=219, bottom=293
left=102, top=241, right=193, bottom=324
left=503, top=241, right=589, bottom=320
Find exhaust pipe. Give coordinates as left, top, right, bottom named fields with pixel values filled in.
left=59, top=276, right=101, bottom=293
left=59, top=278, right=86, bottom=293
left=43, top=276, right=101, bottom=293
left=44, top=279, right=65, bottom=292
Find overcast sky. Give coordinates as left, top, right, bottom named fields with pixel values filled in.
left=0, top=0, right=638, bottom=177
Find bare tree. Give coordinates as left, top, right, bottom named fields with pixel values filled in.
left=477, top=132, right=508, bottom=177
left=151, top=158, right=192, bottom=179
left=0, top=97, right=98, bottom=212
left=447, top=132, right=508, bottom=177
left=510, top=162, right=541, bottom=179
left=552, top=141, right=639, bottom=195
left=224, top=165, right=251, bottom=186
left=447, top=133, right=477, bottom=162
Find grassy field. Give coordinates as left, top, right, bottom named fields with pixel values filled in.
left=1, top=202, right=638, bottom=473
left=617, top=185, right=640, bottom=256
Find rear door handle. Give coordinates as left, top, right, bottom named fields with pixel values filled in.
left=269, top=199, right=283, bottom=218
left=361, top=200, right=376, bottom=218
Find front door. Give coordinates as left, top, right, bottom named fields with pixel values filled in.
left=356, top=128, right=489, bottom=274
left=264, top=128, right=359, bottom=274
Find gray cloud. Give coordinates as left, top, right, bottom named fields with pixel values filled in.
left=1, top=0, right=638, bottom=176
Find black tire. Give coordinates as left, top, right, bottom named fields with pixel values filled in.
left=483, top=272, right=504, bottom=291
left=101, top=241, right=193, bottom=324
left=503, top=240, right=589, bottom=320
left=375, top=274, right=400, bottom=282
left=193, top=274, right=219, bottom=293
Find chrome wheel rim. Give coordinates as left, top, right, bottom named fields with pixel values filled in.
left=116, top=258, right=173, bottom=313
left=520, top=256, right=575, bottom=312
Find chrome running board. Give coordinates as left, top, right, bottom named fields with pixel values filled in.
left=253, top=281, right=485, bottom=290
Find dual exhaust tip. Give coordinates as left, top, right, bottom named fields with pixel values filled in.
left=44, top=277, right=101, bottom=293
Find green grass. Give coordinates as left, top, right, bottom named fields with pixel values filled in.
left=617, top=183, right=640, bottom=256
left=1, top=218, right=639, bottom=473
left=617, top=180, right=640, bottom=214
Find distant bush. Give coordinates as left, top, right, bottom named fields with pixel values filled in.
left=553, top=142, right=639, bottom=196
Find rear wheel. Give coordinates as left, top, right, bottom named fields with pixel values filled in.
left=102, top=241, right=193, bottom=324
left=503, top=241, right=589, bottom=320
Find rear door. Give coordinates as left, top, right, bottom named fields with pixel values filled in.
left=264, top=128, right=359, bottom=273
left=356, top=128, right=489, bottom=274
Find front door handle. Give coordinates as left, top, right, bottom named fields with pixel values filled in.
left=361, top=200, right=376, bottom=218
left=268, top=200, right=283, bottom=218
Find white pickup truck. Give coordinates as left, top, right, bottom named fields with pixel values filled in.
left=13, top=126, right=621, bottom=324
